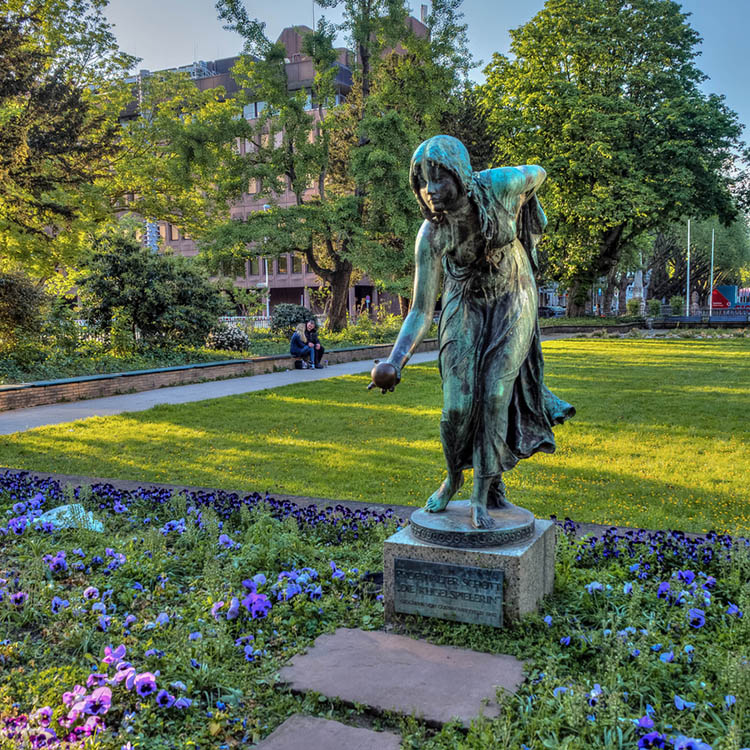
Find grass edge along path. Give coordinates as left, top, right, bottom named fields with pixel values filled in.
left=1, top=338, right=749, bottom=535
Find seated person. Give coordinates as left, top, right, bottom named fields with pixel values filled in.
left=304, top=319, right=325, bottom=367
left=290, top=323, right=313, bottom=368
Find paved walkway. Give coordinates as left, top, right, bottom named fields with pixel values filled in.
left=0, top=351, right=439, bottom=435
left=0, top=333, right=576, bottom=435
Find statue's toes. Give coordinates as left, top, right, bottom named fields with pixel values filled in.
left=471, top=507, right=496, bottom=529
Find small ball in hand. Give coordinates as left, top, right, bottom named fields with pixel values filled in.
left=370, top=361, right=399, bottom=391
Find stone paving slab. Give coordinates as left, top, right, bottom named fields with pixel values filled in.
left=255, top=715, right=401, bottom=750
left=279, top=628, right=525, bottom=727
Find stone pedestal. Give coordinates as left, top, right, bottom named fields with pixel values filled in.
left=384, top=507, right=556, bottom=626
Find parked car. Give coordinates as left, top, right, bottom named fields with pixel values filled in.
left=538, top=306, right=565, bottom=318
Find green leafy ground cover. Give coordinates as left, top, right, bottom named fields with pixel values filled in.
left=1, top=474, right=748, bottom=749
left=3, top=339, right=749, bottom=535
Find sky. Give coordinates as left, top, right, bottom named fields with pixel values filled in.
left=104, top=0, right=749, bottom=136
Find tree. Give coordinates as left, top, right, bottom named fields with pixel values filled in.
left=481, top=0, right=747, bottom=315
left=113, top=69, right=251, bottom=242
left=440, top=85, right=494, bottom=172
left=196, top=0, right=472, bottom=329
left=79, top=235, right=223, bottom=347
left=0, top=1, right=136, bottom=276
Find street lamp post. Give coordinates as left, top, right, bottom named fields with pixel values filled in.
left=262, top=204, right=271, bottom=318
left=686, top=219, right=691, bottom=317
left=709, top=228, right=715, bottom=319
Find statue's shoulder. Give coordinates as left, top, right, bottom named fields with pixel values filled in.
left=476, top=167, right=528, bottom=197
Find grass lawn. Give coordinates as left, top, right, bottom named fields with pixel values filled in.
left=2, top=338, right=749, bottom=534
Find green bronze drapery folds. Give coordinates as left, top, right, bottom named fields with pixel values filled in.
left=369, top=135, right=574, bottom=529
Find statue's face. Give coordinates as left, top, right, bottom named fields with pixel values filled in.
left=416, top=161, right=463, bottom=215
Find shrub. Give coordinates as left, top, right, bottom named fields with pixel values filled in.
left=626, top=297, right=642, bottom=316
left=670, top=295, right=685, bottom=315
left=206, top=323, right=250, bottom=352
left=647, top=298, right=662, bottom=317
left=0, top=271, right=47, bottom=351
left=270, top=303, right=314, bottom=338
left=79, top=235, right=223, bottom=348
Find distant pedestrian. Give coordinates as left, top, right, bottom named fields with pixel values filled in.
left=305, top=319, right=325, bottom=367
left=290, top=323, right=312, bottom=368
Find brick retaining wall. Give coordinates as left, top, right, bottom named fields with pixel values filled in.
left=0, top=340, right=438, bottom=412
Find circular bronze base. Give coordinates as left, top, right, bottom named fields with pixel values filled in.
left=409, top=500, right=535, bottom=548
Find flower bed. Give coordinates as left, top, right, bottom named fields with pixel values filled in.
left=1, top=470, right=748, bottom=749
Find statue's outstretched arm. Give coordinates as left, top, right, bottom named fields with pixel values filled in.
left=369, top=223, right=441, bottom=392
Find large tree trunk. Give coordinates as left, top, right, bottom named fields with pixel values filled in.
left=602, top=266, right=619, bottom=317
left=566, top=279, right=590, bottom=317
left=566, top=225, right=627, bottom=317
left=326, top=263, right=353, bottom=332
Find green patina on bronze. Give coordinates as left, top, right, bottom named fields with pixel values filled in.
left=370, top=135, right=574, bottom=530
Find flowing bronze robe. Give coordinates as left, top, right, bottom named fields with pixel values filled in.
left=436, top=169, right=574, bottom=478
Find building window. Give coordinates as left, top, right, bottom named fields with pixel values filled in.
left=158, top=223, right=166, bottom=239
left=170, top=224, right=179, bottom=241
left=278, top=255, right=288, bottom=274
left=292, top=254, right=302, bottom=274
left=248, top=257, right=259, bottom=276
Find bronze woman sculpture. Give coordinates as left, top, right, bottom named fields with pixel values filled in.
left=370, top=135, right=574, bottom=529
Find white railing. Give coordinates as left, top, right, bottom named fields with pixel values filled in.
left=219, top=314, right=327, bottom=330
left=218, top=316, right=271, bottom=329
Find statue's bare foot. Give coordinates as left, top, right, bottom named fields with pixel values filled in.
left=471, top=503, right=496, bottom=529
left=425, top=474, right=463, bottom=513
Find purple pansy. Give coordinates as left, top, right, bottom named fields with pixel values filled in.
left=155, top=689, right=175, bottom=708
left=134, top=672, right=158, bottom=697
left=84, top=687, right=112, bottom=715
left=687, top=608, right=705, bottom=629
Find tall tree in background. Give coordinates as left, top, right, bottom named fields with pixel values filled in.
left=201, top=4, right=359, bottom=330
left=0, top=1, right=136, bottom=276
left=440, top=85, right=494, bottom=172
left=481, top=0, right=746, bottom=315
left=200, top=0, right=472, bottom=329
left=338, top=0, right=474, bottom=308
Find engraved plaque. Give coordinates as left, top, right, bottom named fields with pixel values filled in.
left=393, top=558, right=504, bottom=627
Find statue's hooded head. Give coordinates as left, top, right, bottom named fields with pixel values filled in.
left=410, top=135, right=499, bottom=243
left=409, top=135, right=475, bottom=222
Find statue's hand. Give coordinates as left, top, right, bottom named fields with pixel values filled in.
left=368, top=361, right=400, bottom=394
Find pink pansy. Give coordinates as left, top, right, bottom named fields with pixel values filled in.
left=112, top=666, right=136, bottom=690
left=102, top=644, right=126, bottom=665
left=62, top=685, right=86, bottom=707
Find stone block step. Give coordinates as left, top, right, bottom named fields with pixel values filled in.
left=279, top=628, right=524, bottom=727
left=255, top=715, right=401, bottom=750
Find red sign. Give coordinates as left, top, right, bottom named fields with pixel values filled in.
left=712, top=289, right=731, bottom=308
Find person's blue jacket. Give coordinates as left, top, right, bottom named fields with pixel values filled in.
left=290, top=332, right=310, bottom=357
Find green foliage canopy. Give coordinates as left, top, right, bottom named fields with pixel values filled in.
left=0, top=0, right=136, bottom=276
left=481, top=0, right=746, bottom=312
left=0, top=270, right=47, bottom=350
left=197, top=1, right=472, bottom=328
